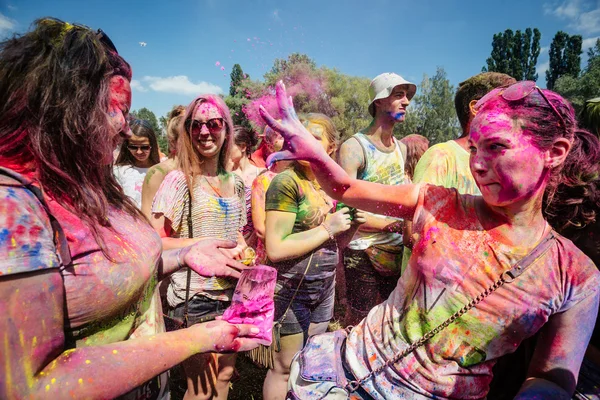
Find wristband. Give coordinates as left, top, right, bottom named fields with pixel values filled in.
left=176, top=248, right=185, bottom=268
left=321, top=223, right=335, bottom=241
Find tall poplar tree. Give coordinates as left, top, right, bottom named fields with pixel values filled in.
left=483, top=28, right=541, bottom=81
left=546, top=31, right=583, bottom=90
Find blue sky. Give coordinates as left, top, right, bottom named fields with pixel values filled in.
left=1, top=0, right=599, bottom=119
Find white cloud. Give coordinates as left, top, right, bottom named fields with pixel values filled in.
left=536, top=61, right=550, bottom=79
left=142, top=75, right=223, bottom=96
left=0, top=13, right=16, bottom=34
left=540, top=46, right=549, bottom=54
left=130, top=79, right=148, bottom=92
left=544, top=0, right=600, bottom=34
left=583, top=36, right=600, bottom=49
left=7, top=5, right=17, bottom=11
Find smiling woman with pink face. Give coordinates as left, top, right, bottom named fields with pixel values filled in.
left=0, top=19, right=260, bottom=400
left=260, top=81, right=600, bottom=399
left=150, top=94, right=250, bottom=400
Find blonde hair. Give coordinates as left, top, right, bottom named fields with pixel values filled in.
left=300, top=113, right=340, bottom=157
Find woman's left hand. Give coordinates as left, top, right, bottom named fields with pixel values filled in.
left=260, top=81, right=329, bottom=167
left=182, top=239, right=249, bottom=279
left=353, top=210, right=367, bottom=225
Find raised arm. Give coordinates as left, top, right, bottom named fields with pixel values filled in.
left=260, top=81, right=420, bottom=220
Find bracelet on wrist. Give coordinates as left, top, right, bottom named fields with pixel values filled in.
left=176, top=248, right=185, bottom=268
left=321, top=223, right=335, bottom=241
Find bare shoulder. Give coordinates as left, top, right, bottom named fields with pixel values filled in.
left=144, top=159, right=177, bottom=187
left=338, top=137, right=364, bottom=175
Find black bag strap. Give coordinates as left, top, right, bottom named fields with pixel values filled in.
left=182, top=186, right=193, bottom=327
left=0, top=167, right=72, bottom=267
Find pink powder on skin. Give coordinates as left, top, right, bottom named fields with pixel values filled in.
left=469, top=110, right=549, bottom=208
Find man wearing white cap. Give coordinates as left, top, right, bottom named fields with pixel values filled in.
left=337, top=72, right=417, bottom=325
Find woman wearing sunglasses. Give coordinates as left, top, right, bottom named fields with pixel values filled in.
left=114, top=118, right=161, bottom=208
left=151, top=94, right=249, bottom=399
left=260, top=81, right=600, bottom=399
left=0, top=19, right=260, bottom=400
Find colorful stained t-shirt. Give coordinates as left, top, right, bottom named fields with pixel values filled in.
left=413, top=140, right=480, bottom=195
left=0, top=173, right=167, bottom=398
left=346, top=184, right=600, bottom=399
left=402, top=140, right=482, bottom=273
left=113, top=165, right=149, bottom=209
left=152, top=170, right=246, bottom=306
left=265, top=167, right=337, bottom=280
left=348, top=132, right=405, bottom=250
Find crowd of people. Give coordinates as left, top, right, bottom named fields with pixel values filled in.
left=1, top=17, right=600, bottom=400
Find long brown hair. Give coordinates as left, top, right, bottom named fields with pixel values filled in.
left=0, top=18, right=142, bottom=252
left=115, top=118, right=161, bottom=167
left=177, top=94, right=234, bottom=193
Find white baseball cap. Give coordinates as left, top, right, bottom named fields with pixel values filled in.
left=368, top=73, right=417, bottom=117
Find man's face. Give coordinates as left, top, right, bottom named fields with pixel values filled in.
left=376, top=85, right=411, bottom=122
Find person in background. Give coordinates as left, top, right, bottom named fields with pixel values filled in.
left=141, top=105, right=185, bottom=219
left=0, top=18, right=259, bottom=400
left=262, top=113, right=365, bottom=400
left=337, top=72, right=414, bottom=326
left=231, top=126, right=264, bottom=250
left=114, top=118, right=161, bottom=208
left=251, top=125, right=290, bottom=265
left=151, top=94, right=248, bottom=400
left=399, top=134, right=429, bottom=182
left=251, top=123, right=285, bottom=168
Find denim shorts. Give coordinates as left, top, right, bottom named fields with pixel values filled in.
left=274, top=276, right=335, bottom=336
left=169, top=294, right=231, bottom=326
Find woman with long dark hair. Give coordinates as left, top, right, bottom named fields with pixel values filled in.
left=261, top=81, right=600, bottom=399
left=114, top=118, right=161, bottom=208
left=0, top=19, right=259, bottom=400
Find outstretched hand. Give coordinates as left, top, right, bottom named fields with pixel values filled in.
left=182, top=239, right=249, bottom=279
left=259, top=81, right=329, bottom=167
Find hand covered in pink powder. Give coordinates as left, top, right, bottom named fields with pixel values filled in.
left=189, top=320, right=261, bottom=353
left=260, top=81, right=329, bottom=167
left=182, top=239, right=249, bottom=279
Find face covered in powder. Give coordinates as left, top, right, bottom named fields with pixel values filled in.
left=108, top=75, right=132, bottom=151
left=469, top=108, right=549, bottom=208
left=376, top=85, right=411, bottom=122
left=297, top=121, right=334, bottom=168
left=189, top=102, right=226, bottom=159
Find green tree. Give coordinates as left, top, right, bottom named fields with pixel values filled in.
left=130, top=107, right=167, bottom=154
left=230, top=63, right=248, bottom=97
left=396, top=67, right=460, bottom=144
left=483, top=28, right=541, bottom=81
left=546, top=31, right=583, bottom=90
left=554, top=39, right=600, bottom=114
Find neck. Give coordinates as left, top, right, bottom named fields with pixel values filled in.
left=133, top=159, right=152, bottom=168
left=234, top=155, right=251, bottom=172
left=367, top=116, right=396, bottom=144
left=454, top=135, right=470, bottom=152
left=297, top=163, right=316, bottom=181
left=199, top=156, right=220, bottom=177
left=480, top=190, right=547, bottom=246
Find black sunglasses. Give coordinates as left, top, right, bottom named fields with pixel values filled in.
left=96, top=29, right=118, bottom=53
left=127, top=145, right=151, bottom=152
left=184, top=118, right=225, bottom=134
